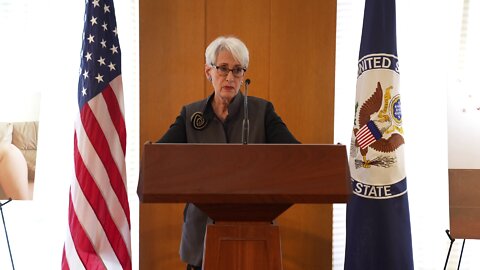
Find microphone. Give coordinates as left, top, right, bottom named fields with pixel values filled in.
left=242, top=79, right=251, bottom=144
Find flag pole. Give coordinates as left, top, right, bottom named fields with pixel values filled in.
left=0, top=198, right=15, bottom=270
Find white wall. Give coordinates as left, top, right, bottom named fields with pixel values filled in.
left=447, top=0, right=480, bottom=170
left=0, top=92, right=41, bottom=122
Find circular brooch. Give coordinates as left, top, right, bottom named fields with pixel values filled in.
left=191, top=112, right=207, bottom=130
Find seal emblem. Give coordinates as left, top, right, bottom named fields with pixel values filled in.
left=352, top=81, right=405, bottom=168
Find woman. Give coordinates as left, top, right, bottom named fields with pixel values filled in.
left=0, top=143, right=29, bottom=200
left=157, top=35, right=299, bottom=270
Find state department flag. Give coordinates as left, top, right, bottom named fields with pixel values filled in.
left=62, top=0, right=132, bottom=269
left=344, top=0, right=414, bottom=269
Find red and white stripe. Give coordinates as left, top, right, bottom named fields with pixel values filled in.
left=63, top=76, right=131, bottom=270
left=356, top=124, right=377, bottom=149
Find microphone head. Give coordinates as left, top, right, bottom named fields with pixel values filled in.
left=245, top=79, right=251, bottom=85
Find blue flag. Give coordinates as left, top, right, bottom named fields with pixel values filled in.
left=344, top=0, right=414, bottom=269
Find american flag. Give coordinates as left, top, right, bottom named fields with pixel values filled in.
left=62, top=0, right=131, bottom=269
left=356, top=120, right=382, bottom=149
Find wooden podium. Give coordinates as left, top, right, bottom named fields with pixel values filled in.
left=138, top=143, right=350, bottom=270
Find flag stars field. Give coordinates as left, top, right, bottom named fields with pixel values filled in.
left=95, top=73, right=104, bottom=83
left=85, top=52, right=92, bottom=61
left=90, top=16, right=98, bottom=26
left=98, top=56, right=106, bottom=66
left=87, top=34, right=94, bottom=43
left=110, top=45, right=118, bottom=54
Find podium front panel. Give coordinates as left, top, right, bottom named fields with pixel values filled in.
left=138, top=143, right=350, bottom=204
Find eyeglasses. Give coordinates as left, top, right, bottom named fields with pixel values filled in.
left=212, top=64, right=246, bottom=78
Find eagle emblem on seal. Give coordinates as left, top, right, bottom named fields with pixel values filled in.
left=352, top=81, right=404, bottom=168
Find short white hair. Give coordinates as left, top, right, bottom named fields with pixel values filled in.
left=205, top=36, right=249, bottom=69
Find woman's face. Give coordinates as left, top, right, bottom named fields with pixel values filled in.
left=205, top=50, right=245, bottom=104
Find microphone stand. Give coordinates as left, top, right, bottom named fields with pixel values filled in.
left=242, top=79, right=250, bottom=144
left=0, top=198, right=15, bottom=270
